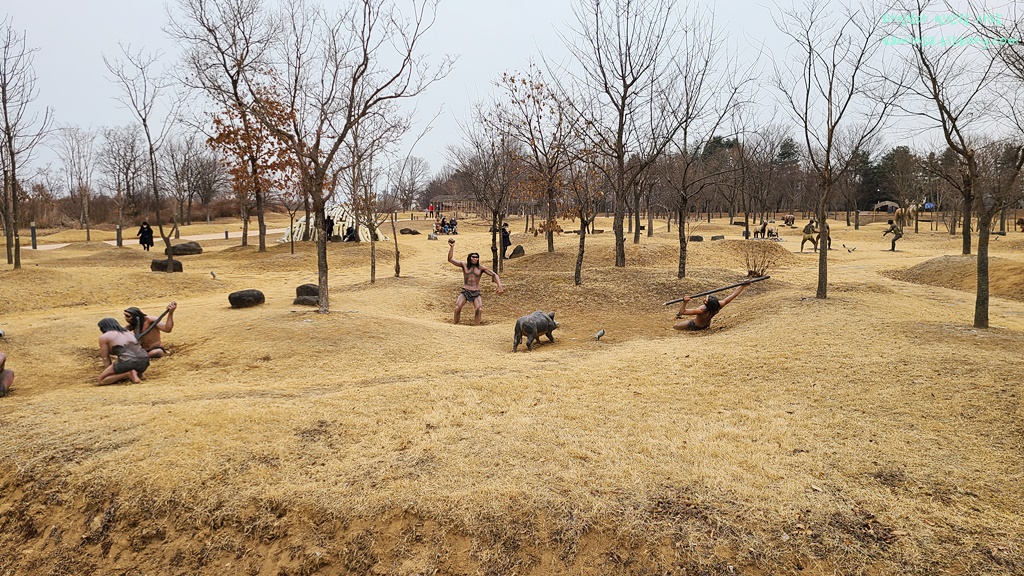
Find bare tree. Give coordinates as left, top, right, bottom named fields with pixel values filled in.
left=238, top=0, right=453, bottom=313
left=190, top=148, right=228, bottom=223
left=162, top=134, right=200, bottom=231
left=565, top=148, right=605, bottom=285
left=170, top=0, right=279, bottom=250
left=0, top=17, right=53, bottom=269
left=449, top=107, right=522, bottom=272
left=346, top=103, right=411, bottom=283
left=492, top=64, right=575, bottom=253
left=894, top=0, right=1024, bottom=327
left=962, top=1, right=1024, bottom=81
left=55, top=125, right=98, bottom=240
left=104, top=45, right=180, bottom=271
left=392, top=155, right=430, bottom=211
left=660, top=147, right=729, bottom=277
left=774, top=0, right=902, bottom=298
left=561, top=0, right=688, bottom=267
left=892, top=0, right=1002, bottom=255
left=99, top=124, right=146, bottom=228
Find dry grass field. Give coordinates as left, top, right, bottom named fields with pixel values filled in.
left=0, top=213, right=1022, bottom=576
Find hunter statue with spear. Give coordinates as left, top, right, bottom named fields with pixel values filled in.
left=665, top=276, right=769, bottom=331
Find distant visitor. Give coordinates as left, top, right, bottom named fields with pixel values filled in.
left=137, top=221, right=154, bottom=251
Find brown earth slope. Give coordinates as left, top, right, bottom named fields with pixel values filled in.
left=0, top=216, right=1022, bottom=575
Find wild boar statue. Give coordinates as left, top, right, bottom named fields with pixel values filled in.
left=513, top=311, right=558, bottom=352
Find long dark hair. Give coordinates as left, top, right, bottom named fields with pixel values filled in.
left=124, top=307, right=146, bottom=331
left=466, top=253, right=480, bottom=269
left=705, top=295, right=722, bottom=315
left=98, top=318, right=127, bottom=333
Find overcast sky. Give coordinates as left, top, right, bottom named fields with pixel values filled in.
left=4, top=0, right=1013, bottom=181
left=5, top=0, right=785, bottom=175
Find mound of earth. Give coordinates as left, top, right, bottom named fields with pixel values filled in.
left=887, top=254, right=1024, bottom=301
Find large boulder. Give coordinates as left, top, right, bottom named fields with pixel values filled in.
left=229, top=289, right=265, bottom=309
left=294, top=284, right=319, bottom=306
left=164, top=241, right=203, bottom=256
left=508, top=245, right=525, bottom=258
left=151, top=259, right=183, bottom=272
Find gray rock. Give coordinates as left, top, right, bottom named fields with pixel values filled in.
left=399, top=228, right=421, bottom=235
left=164, top=241, right=203, bottom=256
left=688, top=235, right=703, bottom=242
left=296, top=283, right=319, bottom=297
left=508, top=245, right=525, bottom=258
left=513, top=311, right=558, bottom=352
left=427, top=233, right=438, bottom=240
left=711, top=235, right=725, bottom=241
left=151, top=259, right=183, bottom=272
left=229, top=289, right=265, bottom=308
left=293, top=295, right=319, bottom=306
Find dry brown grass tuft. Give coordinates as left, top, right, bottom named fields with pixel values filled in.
left=1, top=216, right=1023, bottom=574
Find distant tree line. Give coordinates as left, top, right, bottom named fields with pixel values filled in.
left=2, top=0, right=1023, bottom=326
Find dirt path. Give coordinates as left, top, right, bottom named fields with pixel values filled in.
left=29, top=228, right=289, bottom=251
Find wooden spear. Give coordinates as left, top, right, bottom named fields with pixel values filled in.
left=662, top=275, right=770, bottom=306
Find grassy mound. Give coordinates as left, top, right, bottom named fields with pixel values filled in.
left=0, top=216, right=1022, bottom=575
left=887, top=254, right=1024, bottom=301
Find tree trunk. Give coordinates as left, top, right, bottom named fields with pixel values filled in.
left=240, top=202, right=249, bottom=247
left=613, top=196, right=626, bottom=267
left=676, top=206, right=688, bottom=279
left=546, top=183, right=555, bottom=253
left=633, top=196, right=642, bottom=244
left=256, top=188, right=267, bottom=252
left=314, top=204, right=330, bottom=314
left=4, top=168, right=13, bottom=266
left=974, top=212, right=991, bottom=328
left=646, top=195, right=653, bottom=237
left=961, top=188, right=973, bottom=255
left=574, top=214, right=588, bottom=285
left=816, top=202, right=829, bottom=299
left=391, top=213, right=401, bottom=277
left=302, top=191, right=312, bottom=242
left=370, top=222, right=376, bottom=284
left=490, top=211, right=500, bottom=272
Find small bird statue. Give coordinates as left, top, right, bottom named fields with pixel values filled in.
left=594, top=329, right=606, bottom=341
left=211, top=271, right=217, bottom=279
